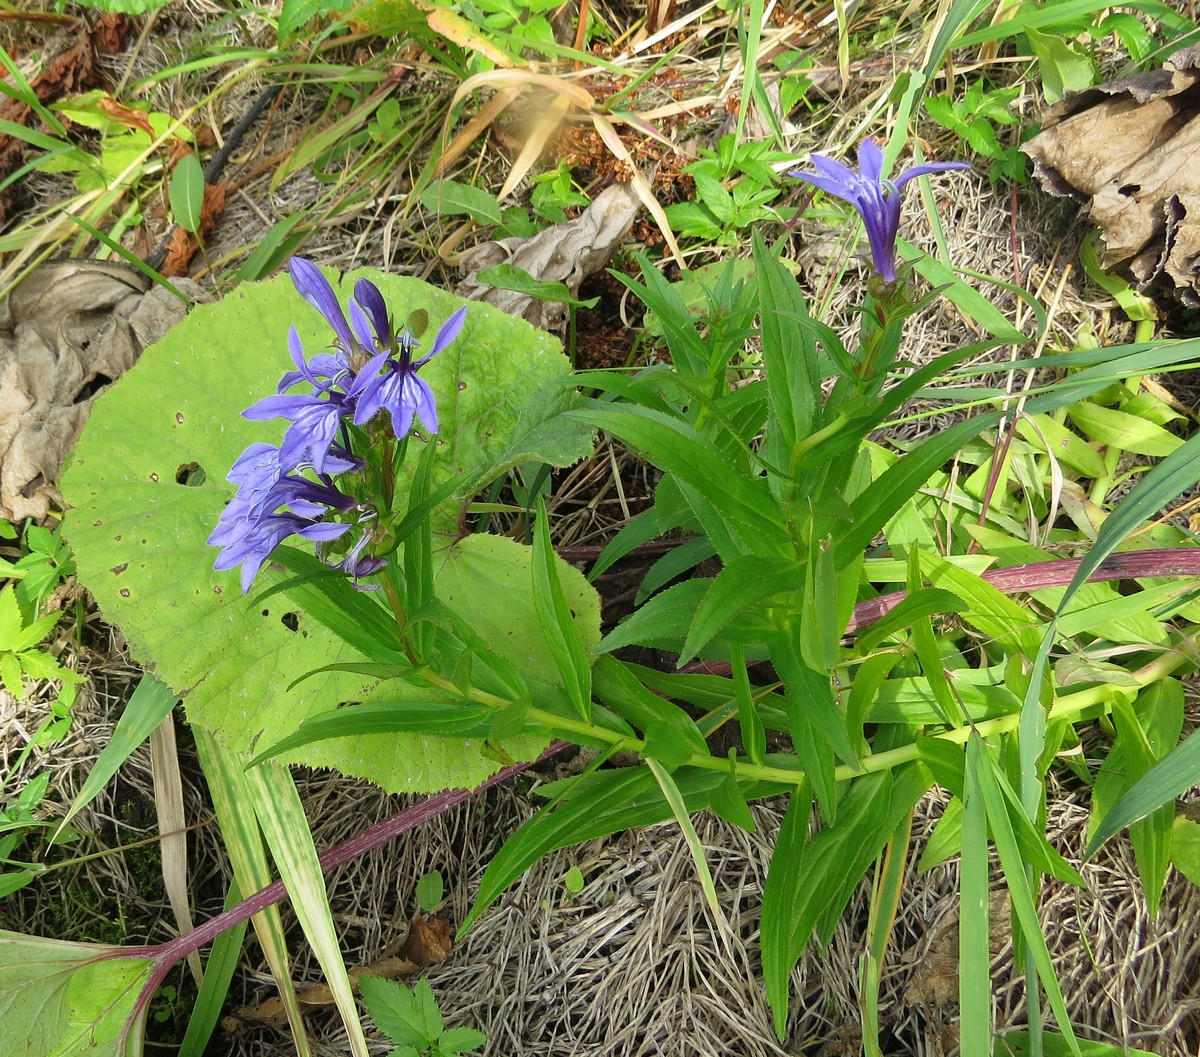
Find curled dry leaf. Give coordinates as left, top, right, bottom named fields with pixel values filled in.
left=0, top=261, right=203, bottom=521
left=456, top=181, right=640, bottom=331
left=1023, top=44, right=1200, bottom=305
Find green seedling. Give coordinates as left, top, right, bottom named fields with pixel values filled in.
left=360, top=975, right=487, bottom=1057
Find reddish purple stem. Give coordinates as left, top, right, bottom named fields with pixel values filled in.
left=118, top=742, right=570, bottom=1028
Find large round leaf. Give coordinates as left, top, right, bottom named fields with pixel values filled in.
left=61, top=268, right=595, bottom=792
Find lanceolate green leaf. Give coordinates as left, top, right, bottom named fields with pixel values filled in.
left=252, top=700, right=499, bottom=763
left=1086, top=725, right=1200, bottom=858
left=752, top=231, right=820, bottom=456
left=681, top=555, right=799, bottom=665
left=591, top=656, right=706, bottom=754
left=960, top=738, right=991, bottom=1057
left=168, top=152, right=205, bottom=235
left=532, top=497, right=592, bottom=720
left=761, top=788, right=810, bottom=1039
left=569, top=404, right=791, bottom=557
left=762, top=762, right=930, bottom=1038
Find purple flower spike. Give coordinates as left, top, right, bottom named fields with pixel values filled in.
left=212, top=257, right=468, bottom=592
left=790, top=139, right=970, bottom=283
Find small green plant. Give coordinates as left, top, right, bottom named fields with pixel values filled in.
left=530, top=162, right=590, bottom=224
left=0, top=583, right=80, bottom=705
left=359, top=975, right=486, bottom=1057
left=562, top=864, right=584, bottom=897
left=415, top=871, right=445, bottom=913
left=0, top=521, right=83, bottom=892
left=43, top=90, right=193, bottom=199
left=453, top=0, right=578, bottom=63
left=664, top=133, right=795, bottom=244
left=924, top=82, right=1029, bottom=184
left=2, top=521, right=77, bottom=616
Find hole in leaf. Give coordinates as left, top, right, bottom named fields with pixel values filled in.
left=175, top=462, right=206, bottom=486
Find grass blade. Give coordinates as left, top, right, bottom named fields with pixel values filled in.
left=177, top=879, right=248, bottom=1057
left=960, top=737, right=991, bottom=1057
left=978, top=744, right=1080, bottom=1056
left=248, top=759, right=370, bottom=1057
left=53, top=673, right=177, bottom=843
left=645, top=758, right=719, bottom=917
left=193, top=730, right=311, bottom=1057
left=149, top=716, right=200, bottom=986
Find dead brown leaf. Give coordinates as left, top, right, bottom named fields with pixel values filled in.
left=1023, top=44, right=1200, bottom=305
left=222, top=913, right=454, bottom=1035
left=0, top=260, right=201, bottom=520
left=456, top=181, right=640, bottom=331
left=160, top=180, right=227, bottom=277
left=96, top=94, right=154, bottom=137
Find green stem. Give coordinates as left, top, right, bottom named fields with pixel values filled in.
left=424, top=636, right=1196, bottom=789
left=786, top=410, right=852, bottom=481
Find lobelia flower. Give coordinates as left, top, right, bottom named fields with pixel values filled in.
left=790, top=139, right=970, bottom=284
left=211, top=256, right=468, bottom=592
left=349, top=284, right=467, bottom=438
left=208, top=444, right=358, bottom=593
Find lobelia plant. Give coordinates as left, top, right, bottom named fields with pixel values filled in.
left=208, top=257, right=468, bottom=594
left=9, top=133, right=1200, bottom=1056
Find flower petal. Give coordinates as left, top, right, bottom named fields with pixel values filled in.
left=893, top=161, right=972, bottom=190
left=856, top=139, right=885, bottom=182
left=289, top=257, right=358, bottom=353
left=416, top=305, right=467, bottom=366
left=809, top=152, right=860, bottom=186
left=348, top=297, right=376, bottom=352
left=353, top=279, right=391, bottom=344
left=408, top=375, right=439, bottom=434
left=789, top=170, right=861, bottom=205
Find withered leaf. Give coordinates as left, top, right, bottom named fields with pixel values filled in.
left=1023, top=44, right=1200, bottom=305
left=456, top=182, right=640, bottom=331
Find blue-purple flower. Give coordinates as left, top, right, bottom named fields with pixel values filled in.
left=350, top=293, right=467, bottom=438
left=208, top=448, right=356, bottom=593
left=790, top=139, right=970, bottom=283
left=210, top=256, right=468, bottom=592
